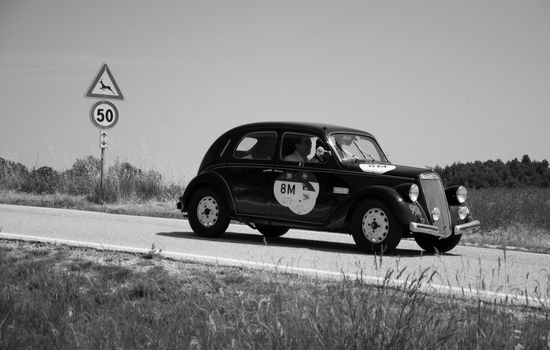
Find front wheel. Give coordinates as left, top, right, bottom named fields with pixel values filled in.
left=351, top=199, right=402, bottom=254
left=188, top=187, right=230, bottom=238
left=414, top=233, right=462, bottom=253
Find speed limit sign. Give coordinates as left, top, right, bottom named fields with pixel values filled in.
left=89, top=100, right=119, bottom=129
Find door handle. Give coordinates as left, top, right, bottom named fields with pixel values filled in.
left=262, top=169, right=284, bottom=173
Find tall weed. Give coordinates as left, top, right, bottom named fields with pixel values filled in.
left=86, top=161, right=184, bottom=203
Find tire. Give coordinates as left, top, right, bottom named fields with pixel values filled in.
left=256, top=225, right=289, bottom=238
left=351, top=199, right=402, bottom=254
left=414, top=233, right=462, bottom=254
left=188, top=186, right=230, bottom=238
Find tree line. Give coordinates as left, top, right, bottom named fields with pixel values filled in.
left=434, top=155, right=550, bottom=189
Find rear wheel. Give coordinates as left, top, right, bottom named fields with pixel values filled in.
left=414, top=233, right=462, bottom=253
left=188, top=187, right=230, bottom=237
left=256, top=225, right=289, bottom=238
left=351, top=199, right=402, bottom=254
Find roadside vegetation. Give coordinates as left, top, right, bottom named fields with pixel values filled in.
left=1, top=155, right=550, bottom=252
left=0, top=156, right=184, bottom=204
left=1, top=240, right=549, bottom=349
left=465, top=188, right=550, bottom=252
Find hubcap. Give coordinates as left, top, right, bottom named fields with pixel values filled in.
left=197, top=196, right=219, bottom=227
left=362, top=208, right=390, bottom=243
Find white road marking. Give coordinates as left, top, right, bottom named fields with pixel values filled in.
left=1, top=232, right=546, bottom=307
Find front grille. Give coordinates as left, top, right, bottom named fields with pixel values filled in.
left=420, top=173, right=452, bottom=236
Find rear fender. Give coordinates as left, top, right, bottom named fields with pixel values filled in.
left=179, top=171, right=235, bottom=214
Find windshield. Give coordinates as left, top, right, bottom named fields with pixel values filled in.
left=329, top=133, right=389, bottom=164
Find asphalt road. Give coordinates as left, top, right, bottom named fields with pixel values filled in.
left=1, top=204, right=548, bottom=306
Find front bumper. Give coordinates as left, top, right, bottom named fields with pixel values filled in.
left=410, top=220, right=480, bottom=238
left=453, top=220, right=481, bottom=235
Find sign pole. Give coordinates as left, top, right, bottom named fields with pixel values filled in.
left=99, top=130, right=105, bottom=199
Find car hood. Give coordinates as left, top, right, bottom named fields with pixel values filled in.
left=346, top=162, right=432, bottom=180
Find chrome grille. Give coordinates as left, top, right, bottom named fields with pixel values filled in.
left=420, top=173, right=452, bottom=236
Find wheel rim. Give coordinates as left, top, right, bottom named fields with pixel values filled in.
left=361, top=207, right=390, bottom=243
left=197, top=196, right=219, bottom=227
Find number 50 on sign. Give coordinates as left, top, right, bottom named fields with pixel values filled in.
left=90, top=100, right=119, bottom=129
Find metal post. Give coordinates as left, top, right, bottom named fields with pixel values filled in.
left=99, top=130, right=106, bottom=200
left=100, top=147, right=105, bottom=198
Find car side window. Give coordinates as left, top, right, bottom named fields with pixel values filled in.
left=280, top=133, right=328, bottom=164
left=233, top=131, right=277, bottom=160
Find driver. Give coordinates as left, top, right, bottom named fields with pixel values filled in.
left=284, top=135, right=327, bottom=163
left=284, top=136, right=313, bottom=162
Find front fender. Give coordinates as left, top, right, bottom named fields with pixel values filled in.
left=346, top=185, right=416, bottom=225
left=179, top=171, right=235, bottom=214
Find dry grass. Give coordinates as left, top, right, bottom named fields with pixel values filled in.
left=1, top=240, right=549, bottom=349
left=469, top=188, right=550, bottom=232
left=462, top=224, right=550, bottom=254
left=0, top=190, right=180, bottom=219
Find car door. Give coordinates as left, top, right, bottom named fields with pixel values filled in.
left=271, top=132, right=342, bottom=223
left=216, top=131, right=278, bottom=218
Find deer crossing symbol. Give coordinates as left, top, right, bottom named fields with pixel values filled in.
left=99, top=80, right=115, bottom=94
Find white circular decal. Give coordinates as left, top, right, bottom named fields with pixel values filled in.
left=359, top=164, right=396, bottom=174
left=274, top=171, right=319, bottom=215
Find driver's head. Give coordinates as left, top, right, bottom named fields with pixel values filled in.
left=295, top=136, right=312, bottom=156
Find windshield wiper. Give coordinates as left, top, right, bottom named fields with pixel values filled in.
left=352, top=141, right=376, bottom=162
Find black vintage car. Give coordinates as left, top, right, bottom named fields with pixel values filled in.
left=177, top=122, right=480, bottom=253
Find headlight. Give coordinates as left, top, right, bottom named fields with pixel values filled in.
left=458, top=206, right=469, bottom=220
left=456, top=186, right=467, bottom=203
left=409, top=184, right=419, bottom=202
left=431, top=207, right=440, bottom=221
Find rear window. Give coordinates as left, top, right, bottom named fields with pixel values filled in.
left=233, top=131, right=277, bottom=160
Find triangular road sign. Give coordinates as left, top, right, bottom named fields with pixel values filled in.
left=85, top=63, right=124, bottom=100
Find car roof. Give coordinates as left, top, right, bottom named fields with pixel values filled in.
left=198, top=121, right=379, bottom=172
left=227, top=121, right=375, bottom=138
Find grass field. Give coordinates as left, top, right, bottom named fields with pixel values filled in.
left=464, top=188, right=550, bottom=253
left=1, top=240, right=549, bottom=349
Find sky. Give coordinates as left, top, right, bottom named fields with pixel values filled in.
left=1, top=0, right=549, bottom=183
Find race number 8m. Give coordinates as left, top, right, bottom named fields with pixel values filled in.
left=89, top=100, right=119, bottom=129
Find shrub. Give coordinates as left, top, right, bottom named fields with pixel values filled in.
left=20, top=166, right=60, bottom=194
left=136, top=170, right=163, bottom=201
left=0, top=157, right=29, bottom=190
left=62, top=156, right=101, bottom=195
left=88, top=176, right=120, bottom=204
left=86, top=161, right=184, bottom=203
